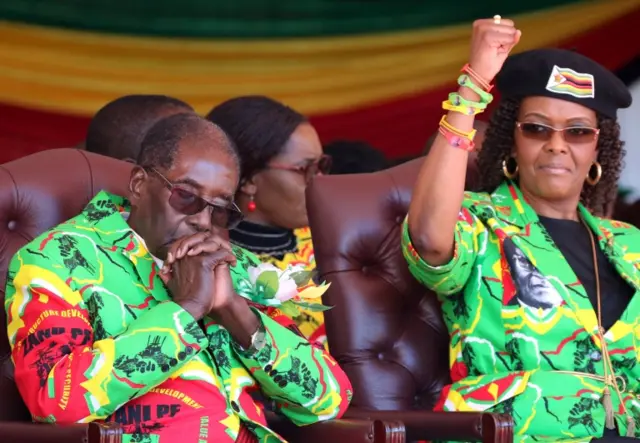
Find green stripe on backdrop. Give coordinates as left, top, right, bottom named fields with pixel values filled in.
left=0, top=0, right=582, bottom=38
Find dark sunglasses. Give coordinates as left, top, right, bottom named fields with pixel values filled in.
left=147, top=168, right=244, bottom=229
left=516, top=122, right=600, bottom=144
left=267, top=155, right=332, bottom=182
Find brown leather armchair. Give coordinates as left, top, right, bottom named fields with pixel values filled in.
left=0, top=149, right=391, bottom=443
left=306, top=158, right=514, bottom=442
left=614, top=198, right=640, bottom=228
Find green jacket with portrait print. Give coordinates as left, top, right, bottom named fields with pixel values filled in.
left=402, top=181, right=640, bottom=442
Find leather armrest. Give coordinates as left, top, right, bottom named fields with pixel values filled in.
left=0, top=422, right=122, bottom=443
left=267, top=412, right=400, bottom=443
left=345, top=409, right=513, bottom=442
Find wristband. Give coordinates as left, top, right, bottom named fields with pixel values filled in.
left=439, top=115, right=477, bottom=139
left=438, top=126, right=475, bottom=152
left=461, top=63, right=493, bottom=91
left=457, top=75, right=494, bottom=104
left=442, top=100, right=483, bottom=116
left=448, top=92, right=488, bottom=110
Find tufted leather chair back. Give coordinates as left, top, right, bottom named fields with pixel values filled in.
left=614, top=198, right=640, bottom=228
left=0, top=149, right=133, bottom=422
left=307, top=157, right=480, bottom=411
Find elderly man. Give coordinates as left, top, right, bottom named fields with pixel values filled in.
left=5, top=114, right=352, bottom=442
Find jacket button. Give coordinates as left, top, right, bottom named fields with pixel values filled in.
left=590, top=351, right=602, bottom=362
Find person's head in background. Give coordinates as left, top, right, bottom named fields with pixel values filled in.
left=206, top=96, right=329, bottom=230
left=85, top=94, right=195, bottom=162
left=323, top=140, right=389, bottom=174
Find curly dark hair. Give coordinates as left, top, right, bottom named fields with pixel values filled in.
left=206, top=95, right=307, bottom=183
left=477, top=98, right=625, bottom=216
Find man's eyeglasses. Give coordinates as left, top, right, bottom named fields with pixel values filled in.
left=267, top=155, right=332, bottom=182
left=147, top=168, right=244, bottom=229
left=516, top=122, right=600, bottom=144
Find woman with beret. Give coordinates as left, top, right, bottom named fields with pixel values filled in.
left=403, top=17, right=637, bottom=442
left=207, top=96, right=331, bottom=349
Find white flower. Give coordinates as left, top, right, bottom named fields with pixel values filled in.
left=247, top=263, right=301, bottom=303
left=248, top=262, right=280, bottom=285
left=274, top=276, right=298, bottom=303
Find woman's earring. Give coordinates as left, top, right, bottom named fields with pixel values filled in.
left=502, top=157, right=519, bottom=180
left=586, top=161, right=602, bottom=186
left=247, top=195, right=256, bottom=212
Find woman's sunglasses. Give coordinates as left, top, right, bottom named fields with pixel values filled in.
left=147, top=168, right=244, bottom=229
left=267, top=155, right=332, bottom=183
left=516, top=122, right=600, bottom=144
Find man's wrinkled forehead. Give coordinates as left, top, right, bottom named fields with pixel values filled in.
left=167, top=141, right=239, bottom=201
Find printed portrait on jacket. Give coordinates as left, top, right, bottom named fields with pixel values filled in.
left=503, top=238, right=564, bottom=310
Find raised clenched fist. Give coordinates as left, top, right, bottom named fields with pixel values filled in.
left=468, top=17, right=521, bottom=84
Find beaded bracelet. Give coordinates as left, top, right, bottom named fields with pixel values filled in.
left=438, top=126, right=475, bottom=151
left=457, top=75, right=494, bottom=105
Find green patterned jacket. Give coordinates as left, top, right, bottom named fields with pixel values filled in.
left=402, top=181, right=640, bottom=442
left=5, top=191, right=352, bottom=443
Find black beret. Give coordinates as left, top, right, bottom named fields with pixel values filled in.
left=496, top=48, right=632, bottom=118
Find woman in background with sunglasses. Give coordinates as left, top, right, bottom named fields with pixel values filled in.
left=207, top=96, right=331, bottom=349
left=403, top=17, right=638, bottom=442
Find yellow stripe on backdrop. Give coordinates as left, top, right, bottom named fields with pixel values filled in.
left=0, top=0, right=637, bottom=116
